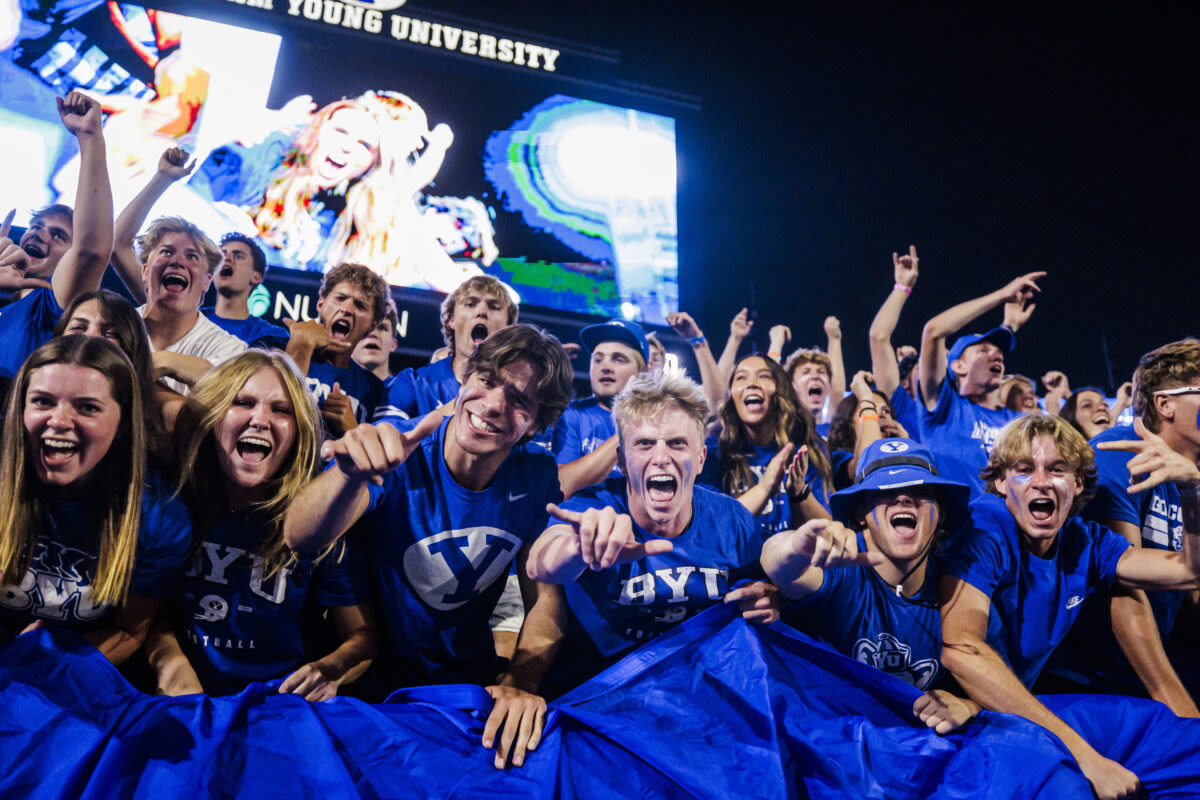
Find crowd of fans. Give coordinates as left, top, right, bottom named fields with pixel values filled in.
left=2, top=92, right=1199, bottom=800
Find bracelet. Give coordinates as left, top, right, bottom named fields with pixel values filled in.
left=893, top=283, right=911, bottom=296
left=859, top=413, right=880, bottom=423
left=792, top=483, right=812, bottom=501
left=857, top=403, right=877, bottom=411
left=687, top=334, right=706, bottom=347
left=767, top=350, right=782, bottom=360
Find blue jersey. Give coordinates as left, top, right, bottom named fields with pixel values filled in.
left=199, top=307, right=289, bottom=346
left=544, top=479, right=763, bottom=695
left=175, top=510, right=367, bottom=695
left=251, top=334, right=384, bottom=424
left=699, top=433, right=792, bottom=537
left=353, top=416, right=561, bottom=687
left=1042, top=424, right=1185, bottom=693
left=553, top=396, right=621, bottom=477
left=831, top=449, right=855, bottom=491
left=0, top=472, right=192, bottom=641
left=920, top=378, right=1021, bottom=497
left=376, top=357, right=459, bottom=422
left=941, top=495, right=1130, bottom=688
left=784, top=539, right=943, bottom=690
left=0, top=287, right=61, bottom=378
left=889, top=384, right=924, bottom=443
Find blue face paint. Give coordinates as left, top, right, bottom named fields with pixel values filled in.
left=1009, top=474, right=1032, bottom=488
left=871, top=508, right=880, bottom=530
left=1195, top=406, right=1199, bottom=432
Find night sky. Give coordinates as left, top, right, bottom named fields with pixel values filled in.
left=436, top=3, right=1197, bottom=391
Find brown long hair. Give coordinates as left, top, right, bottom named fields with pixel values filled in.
left=716, top=355, right=832, bottom=502
left=0, top=336, right=146, bottom=606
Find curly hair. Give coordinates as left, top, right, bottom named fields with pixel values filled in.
left=464, top=324, right=572, bottom=437
left=319, top=262, right=390, bottom=326
left=439, top=275, right=518, bottom=355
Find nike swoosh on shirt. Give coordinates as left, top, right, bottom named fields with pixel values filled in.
left=508, top=492, right=529, bottom=502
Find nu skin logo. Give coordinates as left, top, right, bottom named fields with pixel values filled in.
left=403, top=527, right=523, bottom=610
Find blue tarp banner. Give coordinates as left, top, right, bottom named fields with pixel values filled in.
left=2, top=606, right=1196, bottom=798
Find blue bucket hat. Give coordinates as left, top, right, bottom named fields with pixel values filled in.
left=580, top=319, right=649, bottom=362
left=829, top=439, right=972, bottom=534
left=946, top=325, right=1015, bottom=366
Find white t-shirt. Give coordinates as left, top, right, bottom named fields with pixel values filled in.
left=139, top=307, right=247, bottom=393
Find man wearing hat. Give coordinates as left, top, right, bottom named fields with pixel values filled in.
left=553, top=318, right=649, bottom=498
left=916, top=271, right=1046, bottom=494
left=761, top=438, right=979, bottom=733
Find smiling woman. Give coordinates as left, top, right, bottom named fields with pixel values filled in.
left=0, top=336, right=191, bottom=664
left=147, top=349, right=375, bottom=699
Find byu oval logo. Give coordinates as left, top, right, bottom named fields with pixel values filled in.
left=404, top=527, right=523, bottom=611
left=879, top=441, right=909, bottom=453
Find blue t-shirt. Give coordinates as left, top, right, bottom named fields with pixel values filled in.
left=0, top=287, right=61, bottom=378
left=941, top=495, right=1131, bottom=688
left=0, top=472, right=192, bottom=641
left=376, top=357, right=459, bottom=422
left=784, top=539, right=943, bottom=690
left=199, top=307, right=289, bottom=346
left=352, top=416, right=562, bottom=687
left=699, top=433, right=792, bottom=537
left=252, top=334, right=384, bottom=425
left=553, top=396, right=620, bottom=476
left=544, top=478, right=763, bottom=694
left=1042, top=424, right=1185, bottom=693
left=889, top=384, right=924, bottom=443
left=174, top=509, right=366, bottom=695
left=920, top=378, right=1022, bottom=497
left=831, top=449, right=855, bottom=491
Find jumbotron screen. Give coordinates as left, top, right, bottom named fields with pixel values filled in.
left=0, top=1, right=680, bottom=322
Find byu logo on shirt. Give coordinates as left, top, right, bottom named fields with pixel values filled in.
left=853, top=632, right=939, bottom=689
left=196, top=594, right=230, bottom=622
left=0, top=540, right=107, bottom=622
left=879, top=441, right=910, bottom=454
left=403, top=527, right=523, bottom=610
left=970, top=420, right=1002, bottom=453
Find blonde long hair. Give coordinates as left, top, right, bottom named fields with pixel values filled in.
left=0, top=336, right=146, bottom=606
left=172, top=351, right=321, bottom=574
left=252, top=91, right=431, bottom=270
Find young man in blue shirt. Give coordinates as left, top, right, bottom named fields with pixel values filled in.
left=528, top=370, right=777, bottom=695
left=277, top=263, right=389, bottom=437
left=377, top=275, right=517, bottom=421
left=1043, top=338, right=1200, bottom=717
left=940, top=414, right=1200, bottom=800
left=284, top=323, right=573, bottom=769
left=553, top=318, right=648, bottom=498
left=200, top=233, right=288, bottom=345
left=916, top=270, right=1043, bottom=494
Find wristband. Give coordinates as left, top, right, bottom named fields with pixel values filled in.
left=893, top=283, right=911, bottom=296
left=687, top=334, right=706, bottom=348
left=859, top=413, right=880, bottom=424
left=767, top=350, right=782, bottom=360
left=792, top=483, right=812, bottom=501
left=857, top=403, right=878, bottom=411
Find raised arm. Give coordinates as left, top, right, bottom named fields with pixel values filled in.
left=717, top=307, right=753, bottom=388
left=940, top=575, right=1142, bottom=799
left=283, top=414, right=441, bottom=551
left=760, top=519, right=881, bottom=601
left=667, top=311, right=723, bottom=414
left=51, top=92, right=114, bottom=309
left=733, top=443, right=792, bottom=516
left=109, top=147, right=194, bottom=304
left=845, top=371, right=884, bottom=478
left=1102, top=516, right=1199, bottom=717
left=823, top=316, right=845, bottom=420
left=918, top=271, right=1045, bottom=410
left=1041, top=371, right=1071, bottom=415
left=869, top=246, right=919, bottom=396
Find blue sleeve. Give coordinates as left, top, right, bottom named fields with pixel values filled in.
left=1083, top=447, right=1142, bottom=527
left=312, top=539, right=369, bottom=607
left=375, top=369, right=417, bottom=423
left=551, top=409, right=583, bottom=465
left=131, top=490, right=193, bottom=598
left=923, top=377, right=959, bottom=428
left=188, top=131, right=290, bottom=206
left=0, top=288, right=63, bottom=378
left=1090, top=523, right=1133, bottom=590
left=831, top=450, right=855, bottom=490
left=941, top=523, right=1010, bottom=600
left=889, top=385, right=923, bottom=443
